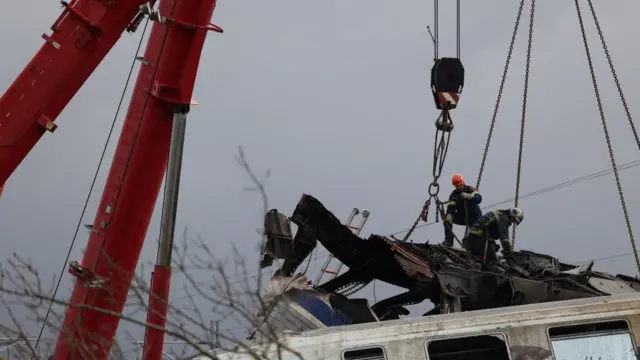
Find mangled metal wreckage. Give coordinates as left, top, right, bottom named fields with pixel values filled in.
left=251, top=193, right=640, bottom=337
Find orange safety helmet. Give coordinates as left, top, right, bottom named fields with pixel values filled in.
left=452, top=173, right=465, bottom=188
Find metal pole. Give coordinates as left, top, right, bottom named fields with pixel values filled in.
left=157, top=106, right=189, bottom=266
left=143, top=105, right=190, bottom=360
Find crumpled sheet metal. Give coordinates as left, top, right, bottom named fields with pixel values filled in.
left=382, top=237, right=434, bottom=279
left=262, top=274, right=313, bottom=308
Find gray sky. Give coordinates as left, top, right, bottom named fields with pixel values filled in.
left=1, top=0, right=640, bottom=355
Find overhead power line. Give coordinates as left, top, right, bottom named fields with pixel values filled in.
left=386, top=158, right=640, bottom=236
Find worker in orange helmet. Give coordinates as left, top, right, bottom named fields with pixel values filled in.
left=442, top=173, right=483, bottom=247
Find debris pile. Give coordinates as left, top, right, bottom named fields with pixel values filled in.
left=257, top=193, right=640, bottom=331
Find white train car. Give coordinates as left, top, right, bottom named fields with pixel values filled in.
left=196, top=292, right=640, bottom=360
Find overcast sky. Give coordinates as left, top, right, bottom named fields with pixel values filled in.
left=1, top=0, right=640, bottom=357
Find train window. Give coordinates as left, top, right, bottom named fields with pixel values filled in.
left=426, top=334, right=510, bottom=360
left=549, top=320, right=638, bottom=360
left=343, top=346, right=386, bottom=360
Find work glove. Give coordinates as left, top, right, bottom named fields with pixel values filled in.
left=501, top=240, right=514, bottom=259
left=458, top=192, right=474, bottom=201
left=444, top=214, right=453, bottom=225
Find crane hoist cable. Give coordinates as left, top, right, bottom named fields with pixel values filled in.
left=574, top=0, right=640, bottom=275
left=403, top=0, right=464, bottom=242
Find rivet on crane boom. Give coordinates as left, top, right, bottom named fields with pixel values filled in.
left=315, top=208, right=370, bottom=286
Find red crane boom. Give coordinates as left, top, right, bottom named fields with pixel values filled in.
left=0, top=0, right=222, bottom=359
left=0, top=0, right=147, bottom=187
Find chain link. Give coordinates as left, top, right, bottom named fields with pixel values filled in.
left=585, top=0, right=640, bottom=152
left=433, top=110, right=453, bottom=185
left=402, top=110, right=454, bottom=242
left=511, top=0, right=535, bottom=249
left=476, top=0, right=526, bottom=190
left=574, top=0, right=640, bottom=275
left=402, top=199, right=431, bottom=242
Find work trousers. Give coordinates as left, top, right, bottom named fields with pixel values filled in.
left=464, top=233, right=498, bottom=270
left=443, top=215, right=477, bottom=246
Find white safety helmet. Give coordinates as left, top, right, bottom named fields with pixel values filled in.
left=509, top=207, right=524, bottom=225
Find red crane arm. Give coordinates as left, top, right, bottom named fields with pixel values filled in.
left=50, top=0, right=222, bottom=359
left=0, top=0, right=220, bottom=358
left=0, top=0, right=147, bottom=188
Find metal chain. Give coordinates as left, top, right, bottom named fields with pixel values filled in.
left=574, top=0, right=640, bottom=275
left=405, top=0, right=462, bottom=244
left=585, top=0, right=640, bottom=152
left=511, top=0, right=536, bottom=249
left=433, top=110, right=453, bottom=183
left=402, top=199, right=431, bottom=242
left=402, top=110, right=453, bottom=242
left=476, top=0, right=526, bottom=190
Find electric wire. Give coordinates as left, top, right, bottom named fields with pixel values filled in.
left=31, top=18, right=152, bottom=355
left=389, top=159, right=640, bottom=237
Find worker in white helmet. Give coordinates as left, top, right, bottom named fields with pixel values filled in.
left=462, top=207, right=524, bottom=269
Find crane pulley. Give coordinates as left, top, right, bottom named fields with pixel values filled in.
left=431, top=57, right=465, bottom=112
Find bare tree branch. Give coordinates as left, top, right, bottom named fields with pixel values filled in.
left=0, top=148, right=305, bottom=360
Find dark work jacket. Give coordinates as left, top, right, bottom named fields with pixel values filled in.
left=446, top=185, right=482, bottom=225
left=470, top=209, right=514, bottom=251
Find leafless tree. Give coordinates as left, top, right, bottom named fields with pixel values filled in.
left=0, top=147, right=305, bottom=360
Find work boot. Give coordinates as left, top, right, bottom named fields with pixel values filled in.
left=441, top=240, right=453, bottom=247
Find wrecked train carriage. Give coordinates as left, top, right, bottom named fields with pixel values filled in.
left=258, top=194, right=640, bottom=328
left=197, top=292, right=640, bottom=360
